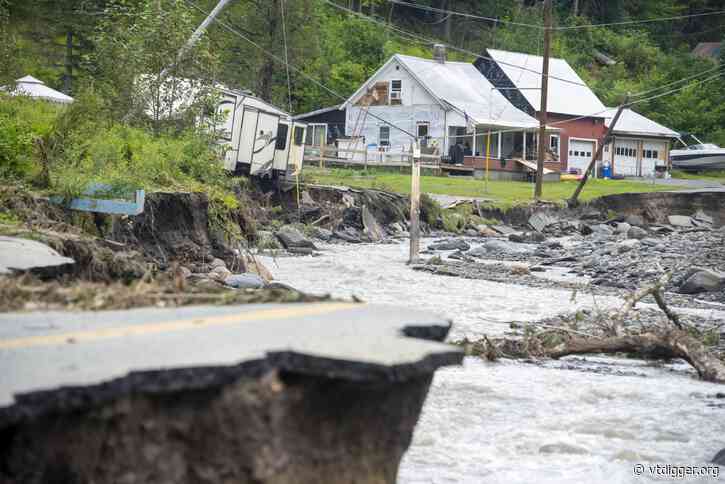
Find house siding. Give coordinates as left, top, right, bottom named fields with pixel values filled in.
left=346, top=105, right=445, bottom=152
left=546, top=113, right=607, bottom=170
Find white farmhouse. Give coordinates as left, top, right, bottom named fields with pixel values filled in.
left=340, top=46, right=539, bottom=163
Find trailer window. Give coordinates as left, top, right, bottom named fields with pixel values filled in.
left=276, top=124, right=289, bottom=150
left=293, top=126, right=305, bottom=146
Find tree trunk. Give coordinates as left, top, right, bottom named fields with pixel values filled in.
left=256, top=1, right=279, bottom=102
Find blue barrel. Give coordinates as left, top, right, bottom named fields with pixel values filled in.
left=602, top=164, right=612, bottom=179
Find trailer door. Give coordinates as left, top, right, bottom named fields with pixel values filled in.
left=250, top=111, right=280, bottom=175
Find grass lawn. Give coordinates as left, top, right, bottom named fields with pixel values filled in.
left=671, top=169, right=725, bottom=183
left=303, top=167, right=673, bottom=208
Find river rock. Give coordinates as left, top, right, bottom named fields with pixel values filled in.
left=616, top=222, right=631, bottom=234
left=428, top=239, right=470, bottom=251
left=276, top=226, right=317, bottom=250
left=627, top=226, right=647, bottom=240
left=362, top=205, right=385, bottom=242
left=625, top=214, right=645, bottom=227
left=509, top=232, right=546, bottom=244
left=334, top=227, right=362, bottom=243
left=668, top=215, right=694, bottom=227
left=209, top=266, right=232, bottom=282
left=580, top=224, right=594, bottom=236
left=592, top=224, right=615, bottom=236
left=210, top=258, right=227, bottom=270
left=713, top=448, right=725, bottom=465
left=618, top=239, right=640, bottom=253
left=477, top=225, right=498, bottom=237
left=678, top=269, right=725, bottom=294
left=224, top=273, right=266, bottom=289
left=469, top=239, right=534, bottom=257
left=693, top=210, right=714, bottom=225
left=313, top=227, right=333, bottom=241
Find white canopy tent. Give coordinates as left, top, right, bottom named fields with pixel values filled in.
left=4, top=75, right=74, bottom=104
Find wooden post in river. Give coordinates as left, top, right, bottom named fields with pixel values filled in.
left=409, top=138, right=421, bottom=264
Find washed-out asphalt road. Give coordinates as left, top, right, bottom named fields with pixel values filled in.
left=0, top=302, right=462, bottom=416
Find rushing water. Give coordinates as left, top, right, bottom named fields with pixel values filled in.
left=260, top=242, right=725, bottom=484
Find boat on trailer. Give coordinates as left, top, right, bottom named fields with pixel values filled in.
left=670, top=134, right=725, bottom=171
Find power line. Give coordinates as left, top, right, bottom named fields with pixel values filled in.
left=630, top=69, right=725, bottom=105
left=383, top=0, right=544, bottom=30
left=381, top=0, right=725, bottom=32
left=632, top=64, right=725, bottom=98
left=324, top=0, right=590, bottom=88
left=181, top=0, right=417, bottom=139
left=554, top=9, right=725, bottom=31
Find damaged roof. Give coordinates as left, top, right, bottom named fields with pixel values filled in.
left=342, top=54, right=539, bottom=129
left=603, top=107, right=679, bottom=138
left=396, top=55, right=539, bottom=128
left=487, top=49, right=607, bottom=118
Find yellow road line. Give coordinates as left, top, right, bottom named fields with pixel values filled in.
left=0, top=302, right=360, bottom=350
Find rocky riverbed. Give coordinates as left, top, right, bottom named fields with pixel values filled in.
left=414, top=210, right=725, bottom=309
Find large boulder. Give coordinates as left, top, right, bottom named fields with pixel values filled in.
left=224, top=273, right=266, bottom=289
left=469, top=239, right=535, bottom=257
left=275, top=226, right=317, bottom=250
left=678, top=269, right=725, bottom=294
left=668, top=215, right=693, bottom=228
left=428, top=239, right=470, bottom=251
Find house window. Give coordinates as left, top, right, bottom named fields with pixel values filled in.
left=293, top=126, right=305, bottom=146
left=379, top=126, right=390, bottom=146
left=390, top=80, right=402, bottom=105
left=549, top=134, right=560, bottom=158
left=417, top=122, right=429, bottom=147
left=305, top=124, right=327, bottom=147
left=275, top=123, right=289, bottom=150
left=653, top=150, right=658, bottom=159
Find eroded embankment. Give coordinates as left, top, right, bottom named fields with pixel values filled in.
left=592, top=190, right=725, bottom=226
left=472, top=189, right=725, bottom=227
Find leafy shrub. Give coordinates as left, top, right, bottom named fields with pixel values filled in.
left=0, top=95, right=61, bottom=181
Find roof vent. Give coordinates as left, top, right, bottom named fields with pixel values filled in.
left=433, top=44, right=447, bottom=64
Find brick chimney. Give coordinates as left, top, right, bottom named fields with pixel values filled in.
left=433, top=44, right=447, bottom=64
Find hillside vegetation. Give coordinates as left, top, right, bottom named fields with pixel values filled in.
left=1, top=0, right=725, bottom=196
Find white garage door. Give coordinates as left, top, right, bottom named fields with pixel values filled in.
left=642, top=140, right=667, bottom=176
left=614, top=139, right=639, bottom=176
left=568, top=139, right=595, bottom=174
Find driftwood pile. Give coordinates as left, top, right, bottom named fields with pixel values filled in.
left=463, top=273, right=725, bottom=383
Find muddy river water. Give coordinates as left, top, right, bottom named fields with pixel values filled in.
left=261, top=241, right=725, bottom=483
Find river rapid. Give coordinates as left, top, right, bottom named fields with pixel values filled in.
left=261, top=241, right=725, bottom=484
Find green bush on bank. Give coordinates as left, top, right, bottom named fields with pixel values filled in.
left=0, top=92, right=232, bottom=198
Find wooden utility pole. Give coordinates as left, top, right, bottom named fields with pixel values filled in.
left=569, top=97, right=630, bottom=206
left=535, top=0, right=552, bottom=200
left=573, top=0, right=579, bottom=16
left=409, top=139, right=421, bottom=264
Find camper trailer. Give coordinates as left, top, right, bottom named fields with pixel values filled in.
left=217, top=89, right=307, bottom=178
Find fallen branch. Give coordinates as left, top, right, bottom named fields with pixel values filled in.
left=463, top=271, right=725, bottom=383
